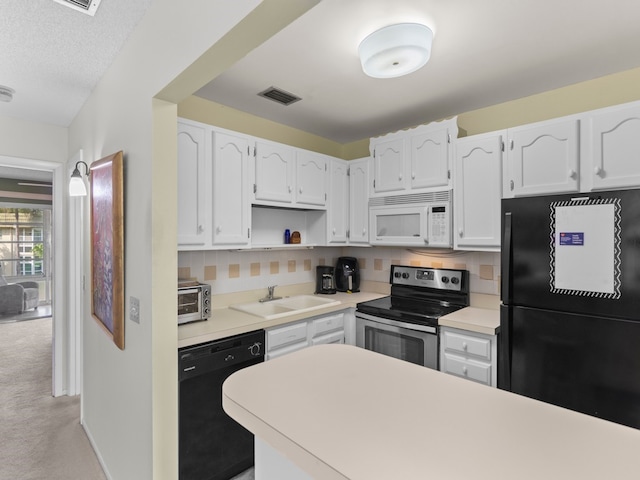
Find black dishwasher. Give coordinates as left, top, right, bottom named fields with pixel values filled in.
left=178, top=329, right=264, bottom=480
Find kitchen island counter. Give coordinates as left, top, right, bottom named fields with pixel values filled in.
left=223, top=344, right=640, bottom=480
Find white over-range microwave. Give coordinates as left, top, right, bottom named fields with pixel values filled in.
left=368, top=190, right=452, bottom=247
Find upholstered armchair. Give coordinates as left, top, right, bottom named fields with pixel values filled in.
left=0, top=276, right=39, bottom=315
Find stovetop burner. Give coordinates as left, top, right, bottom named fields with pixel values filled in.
left=356, top=265, right=469, bottom=327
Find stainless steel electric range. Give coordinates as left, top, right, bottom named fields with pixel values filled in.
left=355, top=265, right=469, bottom=369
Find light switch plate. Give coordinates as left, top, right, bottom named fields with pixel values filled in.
left=130, top=296, right=140, bottom=324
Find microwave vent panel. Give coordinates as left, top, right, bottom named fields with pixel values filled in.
left=369, top=191, right=452, bottom=207
left=52, top=0, right=103, bottom=16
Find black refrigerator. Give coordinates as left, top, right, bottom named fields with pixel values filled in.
left=500, top=189, right=640, bottom=429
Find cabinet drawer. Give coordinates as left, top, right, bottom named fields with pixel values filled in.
left=441, top=353, right=492, bottom=385
left=442, top=329, right=491, bottom=360
left=266, top=341, right=308, bottom=361
left=311, top=314, right=344, bottom=338
left=267, top=322, right=308, bottom=350
left=311, top=330, right=345, bottom=346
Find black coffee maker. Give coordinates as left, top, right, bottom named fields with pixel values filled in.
left=335, top=257, right=360, bottom=292
left=315, top=265, right=336, bottom=294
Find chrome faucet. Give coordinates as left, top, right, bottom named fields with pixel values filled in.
left=259, top=285, right=281, bottom=302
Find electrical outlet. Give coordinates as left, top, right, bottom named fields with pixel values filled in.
left=130, top=296, right=140, bottom=324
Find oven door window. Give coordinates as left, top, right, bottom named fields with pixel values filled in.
left=364, top=325, right=425, bottom=366
left=178, top=290, right=200, bottom=316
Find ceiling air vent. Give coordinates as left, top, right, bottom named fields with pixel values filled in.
left=52, top=0, right=103, bottom=16
left=258, top=87, right=301, bottom=106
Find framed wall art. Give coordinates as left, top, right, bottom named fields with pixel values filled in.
left=90, top=151, right=125, bottom=350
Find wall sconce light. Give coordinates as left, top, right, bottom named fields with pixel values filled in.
left=69, top=161, right=89, bottom=197
left=359, top=23, right=433, bottom=79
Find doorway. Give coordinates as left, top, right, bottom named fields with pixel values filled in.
left=0, top=156, right=70, bottom=397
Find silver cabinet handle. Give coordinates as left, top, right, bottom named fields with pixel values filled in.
left=594, top=166, right=603, bottom=176
left=510, top=180, right=514, bottom=191
left=458, top=228, right=463, bottom=237
left=568, top=169, right=577, bottom=179
left=216, top=226, right=221, bottom=234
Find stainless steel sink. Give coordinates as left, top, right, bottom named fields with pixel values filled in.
left=229, top=295, right=341, bottom=320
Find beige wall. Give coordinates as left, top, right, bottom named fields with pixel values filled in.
left=458, top=66, right=640, bottom=136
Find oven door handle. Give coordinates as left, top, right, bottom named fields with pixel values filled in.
left=355, top=312, right=437, bottom=334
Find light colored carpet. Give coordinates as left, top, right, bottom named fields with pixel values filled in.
left=0, top=317, right=106, bottom=480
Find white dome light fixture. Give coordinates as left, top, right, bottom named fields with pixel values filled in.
left=0, top=86, right=15, bottom=103
left=359, top=23, right=433, bottom=79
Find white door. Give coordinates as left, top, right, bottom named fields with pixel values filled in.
left=296, top=150, right=327, bottom=207
left=454, top=133, right=503, bottom=250
left=349, top=158, right=370, bottom=244
left=212, top=131, right=250, bottom=246
left=372, top=138, right=405, bottom=194
left=328, top=158, right=349, bottom=244
left=508, top=118, right=580, bottom=196
left=254, top=140, right=295, bottom=204
left=589, top=102, right=640, bottom=191
left=177, top=120, right=210, bottom=247
left=410, top=127, right=450, bottom=189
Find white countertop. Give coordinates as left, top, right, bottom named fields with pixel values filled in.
left=439, top=306, right=500, bottom=335
left=223, top=344, right=640, bottom=480
left=178, top=291, right=385, bottom=348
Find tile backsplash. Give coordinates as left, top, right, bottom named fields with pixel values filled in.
left=178, top=247, right=500, bottom=296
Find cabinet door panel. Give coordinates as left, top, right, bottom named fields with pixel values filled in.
left=441, top=352, right=492, bottom=385
left=177, top=121, right=209, bottom=247
left=328, top=159, right=349, bottom=243
left=212, top=131, right=250, bottom=245
left=454, top=134, right=502, bottom=250
left=255, top=141, right=295, bottom=203
left=590, top=104, right=640, bottom=190
left=410, top=128, right=449, bottom=189
left=372, top=138, right=405, bottom=193
left=296, top=151, right=327, bottom=206
left=509, top=119, right=579, bottom=196
left=349, top=158, right=370, bottom=244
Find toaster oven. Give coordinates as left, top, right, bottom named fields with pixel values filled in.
left=178, top=282, right=211, bottom=324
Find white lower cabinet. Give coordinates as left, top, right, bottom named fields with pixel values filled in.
left=439, top=326, right=497, bottom=387
left=265, top=311, right=346, bottom=360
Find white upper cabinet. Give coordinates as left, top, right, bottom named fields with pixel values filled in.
left=254, top=139, right=296, bottom=204
left=585, top=101, right=640, bottom=191
left=348, top=157, right=370, bottom=245
left=296, top=150, right=327, bottom=207
left=506, top=117, right=580, bottom=197
left=327, top=158, right=349, bottom=244
left=254, top=140, right=327, bottom=209
left=371, top=138, right=405, bottom=194
left=212, top=131, right=251, bottom=247
left=410, top=127, right=450, bottom=189
left=370, top=117, right=457, bottom=198
left=454, top=132, right=503, bottom=251
left=177, top=119, right=210, bottom=248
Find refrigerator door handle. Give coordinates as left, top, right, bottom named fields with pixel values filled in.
left=502, top=212, right=512, bottom=304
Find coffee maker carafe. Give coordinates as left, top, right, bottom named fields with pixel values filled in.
left=335, top=257, right=360, bottom=293
left=315, top=265, right=336, bottom=294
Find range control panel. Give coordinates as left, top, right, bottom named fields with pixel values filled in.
left=391, top=265, right=465, bottom=291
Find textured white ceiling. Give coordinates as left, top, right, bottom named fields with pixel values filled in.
left=0, top=0, right=152, bottom=127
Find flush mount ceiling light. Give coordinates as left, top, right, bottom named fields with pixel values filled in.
left=359, top=23, right=433, bottom=79
left=0, top=86, right=15, bottom=103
